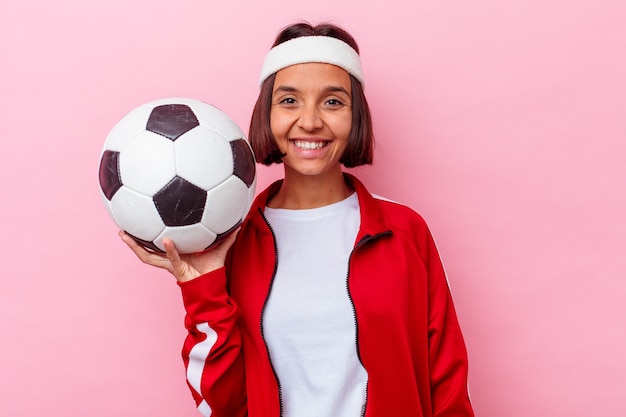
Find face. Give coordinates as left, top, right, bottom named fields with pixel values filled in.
left=270, top=62, right=353, bottom=179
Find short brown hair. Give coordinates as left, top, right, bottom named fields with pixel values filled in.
left=248, top=22, right=374, bottom=167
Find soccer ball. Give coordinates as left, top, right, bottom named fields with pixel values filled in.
left=98, top=97, right=257, bottom=254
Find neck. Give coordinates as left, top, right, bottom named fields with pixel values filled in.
left=267, top=168, right=353, bottom=209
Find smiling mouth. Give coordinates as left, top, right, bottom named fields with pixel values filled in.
left=291, top=140, right=329, bottom=150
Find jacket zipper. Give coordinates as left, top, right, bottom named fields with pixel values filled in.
left=346, top=231, right=392, bottom=417
left=258, top=207, right=284, bottom=416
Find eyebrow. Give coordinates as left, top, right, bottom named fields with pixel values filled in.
left=273, top=85, right=297, bottom=94
left=273, top=85, right=351, bottom=96
left=325, top=86, right=351, bottom=96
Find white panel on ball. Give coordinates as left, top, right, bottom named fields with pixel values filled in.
left=174, top=126, right=234, bottom=190
left=103, top=105, right=153, bottom=151
left=154, top=223, right=218, bottom=254
left=191, top=102, right=245, bottom=141
left=120, top=131, right=177, bottom=196
left=109, top=187, right=165, bottom=241
left=202, top=176, right=249, bottom=234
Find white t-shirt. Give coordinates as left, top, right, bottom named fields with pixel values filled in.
left=263, top=192, right=368, bottom=417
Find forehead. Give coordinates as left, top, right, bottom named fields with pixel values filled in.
left=273, top=63, right=351, bottom=92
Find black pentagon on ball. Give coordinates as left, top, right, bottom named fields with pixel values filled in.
left=154, top=176, right=207, bottom=227
left=99, top=150, right=122, bottom=200
left=230, top=139, right=256, bottom=187
left=146, top=104, right=200, bottom=141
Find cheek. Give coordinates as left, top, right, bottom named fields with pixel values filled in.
left=269, top=111, right=288, bottom=139
left=333, top=113, right=353, bottom=142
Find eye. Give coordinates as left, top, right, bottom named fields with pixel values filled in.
left=278, top=97, right=297, bottom=105
left=324, top=97, right=350, bottom=109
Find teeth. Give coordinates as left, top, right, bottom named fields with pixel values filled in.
left=293, top=140, right=326, bottom=150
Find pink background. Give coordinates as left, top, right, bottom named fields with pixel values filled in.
left=1, top=0, right=624, bottom=415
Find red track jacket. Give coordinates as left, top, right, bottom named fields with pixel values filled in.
left=178, top=174, right=474, bottom=417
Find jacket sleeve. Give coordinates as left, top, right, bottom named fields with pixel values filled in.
left=422, top=228, right=474, bottom=417
left=178, top=268, right=247, bottom=417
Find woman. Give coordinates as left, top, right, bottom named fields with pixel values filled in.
left=122, top=22, right=474, bottom=417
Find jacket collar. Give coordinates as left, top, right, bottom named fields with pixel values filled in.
left=344, top=173, right=393, bottom=243
left=248, top=173, right=391, bottom=241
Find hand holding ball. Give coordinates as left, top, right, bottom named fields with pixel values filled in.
left=98, top=98, right=256, bottom=254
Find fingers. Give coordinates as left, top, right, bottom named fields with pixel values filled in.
left=119, top=230, right=148, bottom=258
left=162, top=238, right=181, bottom=263
left=117, top=230, right=233, bottom=283
left=162, top=238, right=187, bottom=279
left=118, top=231, right=172, bottom=272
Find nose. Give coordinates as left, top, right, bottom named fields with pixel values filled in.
left=297, top=102, right=323, bottom=131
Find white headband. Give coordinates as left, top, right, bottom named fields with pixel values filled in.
left=259, top=36, right=365, bottom=88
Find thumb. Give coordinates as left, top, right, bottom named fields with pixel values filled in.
left=162, top=238, right=188, bottom=280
